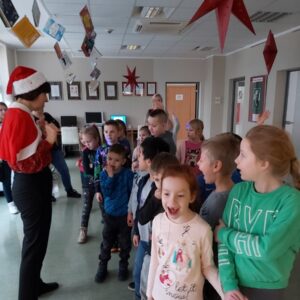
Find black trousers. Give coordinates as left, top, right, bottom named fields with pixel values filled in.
left=13, top=167, right=52, bottom=300
left=99, top=214, right=131, bottom=268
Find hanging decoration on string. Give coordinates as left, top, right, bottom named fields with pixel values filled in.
left=123, top=66, right=139, bottom=92
left=187, top=0, right=255, bottom=51
left=263, top=30, right=277, bottom=75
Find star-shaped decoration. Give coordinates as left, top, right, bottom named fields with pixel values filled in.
left=263, top=30, right=277, bottom=74
left=187, top=0, right=255, bottom=51
left=123, top=66, right=139, bottom=91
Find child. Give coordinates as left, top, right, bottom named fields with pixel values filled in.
left=115, top=119, right=132, bottom=157
left=198, top=133, right=240, bottom=230
left=131, top=136, right=170, bottom=299
left=95, top=144, right=134, bottom=282
left=95, top=120, right=131, bottom=179
left=215, top=125, right=300, bottom=300
left=147, top=109, right=176, bottom=155
left=177, top=118, right=204, bottom=175
left=77, top=125, right=102, bottom=243
left=146, top=165, right=224, bottom=300
left=138, top=152, right=179, bottom=300
left=132, top=125, right=151, bottom=171
left=197, top=133, right=240, bottom=300
left=138, top=152, right=179, bottom=226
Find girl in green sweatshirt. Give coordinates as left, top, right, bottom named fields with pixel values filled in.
left=215, top=125, right=300, bottom=300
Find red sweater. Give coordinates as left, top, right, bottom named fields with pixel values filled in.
left=0, top=102, right=52, bottom=173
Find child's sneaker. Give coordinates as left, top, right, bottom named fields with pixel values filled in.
left=8, top=202, right=19, bottom=214
left=77, top=227, right=87, bottom=244
left=128, top=281, right=135, bottom=291
left=95, top=263, right=107, bottom=283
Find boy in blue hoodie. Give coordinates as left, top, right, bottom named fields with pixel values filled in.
left=95, top=144, right=134, bottom=283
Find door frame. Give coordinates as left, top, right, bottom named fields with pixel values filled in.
left=165, top=82, right=200, bottom=118
left=230, top=77, right=245, bottom=133
left=282, top=68, right=300, bottom=128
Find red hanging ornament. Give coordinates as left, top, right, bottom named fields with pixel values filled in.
left=263, top=31, right=277, bottom=74
left=123, top=66, right=139, bottom=91
left=187, top=0, right=255, bottom=51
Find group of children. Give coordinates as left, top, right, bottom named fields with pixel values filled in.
left=75, top=105, right=300, bottom=300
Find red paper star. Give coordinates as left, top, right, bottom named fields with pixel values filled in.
left=123, top=66, right=139, bottom=91
left=187, top=0, right=255, bottom=51
left=263, top=30, right=277, bottom=74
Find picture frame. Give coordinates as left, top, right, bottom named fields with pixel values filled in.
left=146, top=82, right=157, bottom=96
left=122, top=82, right=133, bottom=96
left=85, top=81, right=100, bottom=100
left=135, top=82, right=145, bottom=96
left=104, top=81, right=118, bottom=100
left=49, top=81, right=63, bottom=100
left=67, top=81, right=81, bottom=100
left=248, top=75, right=267, bottom=122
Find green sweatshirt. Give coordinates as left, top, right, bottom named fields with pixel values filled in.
left=218, top=181, right=300, bottom=292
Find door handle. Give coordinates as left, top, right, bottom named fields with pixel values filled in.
left=284, top=120, right=294, bottom=125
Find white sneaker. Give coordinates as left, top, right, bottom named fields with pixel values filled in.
left=8, top=202, right=19, bottom=214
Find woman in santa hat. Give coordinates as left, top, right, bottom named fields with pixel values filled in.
left=0, top=66, right=59, bottom=300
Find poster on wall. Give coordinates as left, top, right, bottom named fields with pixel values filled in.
left=248, top=75, right=267, bottom=122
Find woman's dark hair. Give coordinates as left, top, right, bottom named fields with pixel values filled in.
left=0, top=102, right=8, bottom=108
left=15, top=82, right=51, bottom=101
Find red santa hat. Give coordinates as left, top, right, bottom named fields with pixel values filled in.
left=6, top=66, right=47, bottom=95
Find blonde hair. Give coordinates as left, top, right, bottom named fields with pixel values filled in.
left=188, top=119, right=204, bottom=140
left=246, top=125, right=300, bottom=189
left=202, top=133, right=240, bottom=176
left=81, top=125, right=101, bottom=144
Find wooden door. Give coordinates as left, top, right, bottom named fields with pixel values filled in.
left=166, top=83, right=197, bottom=140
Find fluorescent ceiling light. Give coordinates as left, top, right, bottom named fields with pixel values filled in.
left=141, top=7, right=162, bottom=18
left=121, top=45, right=141, bottom=50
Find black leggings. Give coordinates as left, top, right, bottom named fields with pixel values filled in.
left=13, top=167, right=52, bottom=300
left=240, top=286, right=286, bottom=300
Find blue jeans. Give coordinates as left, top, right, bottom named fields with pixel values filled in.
left=51, top=148, right=73, bottom=192
left=133, top=240, right=149, bottom=299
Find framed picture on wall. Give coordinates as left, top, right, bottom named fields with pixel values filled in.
left=67, top=81, right=81, bottom=100
left=248, top=75, right=267, bottom=122
left=49, top=81, right=63, bottom=100
left=135, top=82, right=144, bottom=96
left=85, top=81, right=100, bottom=100
left=122, top=82, right=133, bottom=96
left=104, top=81, right=118, bottom=100
left=146, top=82, right=156, bottom=96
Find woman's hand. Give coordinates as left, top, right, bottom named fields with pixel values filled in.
left=214, top=219, right=225, bottom=242
left=45, top=123, right=59, bottom=145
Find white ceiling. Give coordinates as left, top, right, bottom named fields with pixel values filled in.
left=1, top=0, right=300, bottom=59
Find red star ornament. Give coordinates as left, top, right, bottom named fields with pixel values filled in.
left=263, top=30, right=277, bottom=74
left=123, top=66, right=139, bottom=91
left=187, top=0, right=255, bottom=51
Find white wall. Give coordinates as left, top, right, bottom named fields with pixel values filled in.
left=2, top=29, right=299, bottom=136
left=223, top=30, right=300, bottom=137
